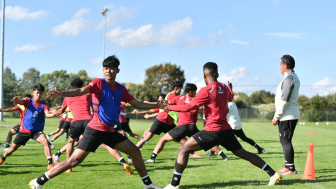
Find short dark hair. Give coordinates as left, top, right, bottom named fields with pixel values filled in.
left=171, top=81, right=183, bottom=90
left=102, top=55, right=120, bottom=68
left=203, top=62, right=218, bottom=78
left=24, top=94, right=32, bottom=98
left=229, top=83, right=232, bottom=90
left=159, top=93, right=166, bottom=99
left=33, top=83, right=45, bottom=92
left=281, top=55, right=295, bottom=69
left=184, top=83, right=197, bottom=93
left=70, top=77, right=84, bottom=89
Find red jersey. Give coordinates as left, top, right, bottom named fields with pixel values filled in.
left=169, top=82, right=233, bottom=131
left=86, top=78, right=134, bottom=132
left=13, top=105, right=25, bottom=126
left=152, top=108, right=160, bottom=113
left=19, top=98, right=49, bottom=134
left=62, top=94, right=92, bottom=121
left=170, top=95, right=198, bottom=126
left=156, top=92, right=177, bottom=125
left=119, top=105, right=128, bottom=123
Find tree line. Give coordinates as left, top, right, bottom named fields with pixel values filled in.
left=3, top=63, right=333, bottom=121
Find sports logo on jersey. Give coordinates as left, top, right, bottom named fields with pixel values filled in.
left=33, top=111, right=39, bottom=117
left=218, top=86, right=224, bottom=94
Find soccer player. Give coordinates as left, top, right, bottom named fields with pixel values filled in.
left=0, top=94, right=32, bottom=150
left=227, top=100, right=265, bottom=154
left=119, top=105, right=141, bottom=140
left=136, top=81, right=183, bottom=149
left=144, top=83, right=202, bottom=163
left=49, top=110, right=73, bottom=149
left=47, top=113, right=67, bottom=141
left=29, top=55, right=162, bottom=189
left=162, top=62, right=281, bottom=189
left=0, top=84, right=55, bottom=169
left=272, top=55, right=300, bottom=175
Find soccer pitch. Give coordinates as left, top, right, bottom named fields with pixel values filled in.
left=0, top=118, right=335, bottom=189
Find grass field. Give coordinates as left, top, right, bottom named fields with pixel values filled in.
left=0, top=118, right=335, bottom=189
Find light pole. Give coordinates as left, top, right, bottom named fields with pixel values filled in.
left=100, top=8, right=109, bottom=60
left=0, top=0, right=5, bottom=121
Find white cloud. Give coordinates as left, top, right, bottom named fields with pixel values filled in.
left=4, top=62, right=10, bottom=68
left=15, top=44, right=46, bottom=52
left=218, top=67, right=249, bottom=83
left=264, top=32, right=305, bottom=39
left=5, top=6, right=47, bottom=21
left=312, top=77, right=336, bottom=96
left=52, top=8, right=91, bottom=36
left=179, top=37, right=207, bottom=50
left=230, top=40, right=259, bottom=46
left=106, top=17, right=192, bottom=47
left=97, top=6, right=135, bottom=29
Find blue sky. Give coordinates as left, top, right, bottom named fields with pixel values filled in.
left=2, top=0, right=336, bottom=97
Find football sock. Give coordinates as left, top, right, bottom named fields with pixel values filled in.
left=47, top=157, right=52, bottom=165
left=1, top=155, right=6, bottom=161
left=50, top=139, right=54, bottom=143
left=262, top=163, right=276, bottom=177
left=119, top=157, right=127, bottom=164
left=150, top=152, right=158, bottom=160
left=285, top=163, right=296, bottom=171
left=6, top=143, right=10, bottom=148
left=171, top=172, right=182, bottom=187
left=36, top=173, right=50, bottom=185
left=55, top=150, right=63, bottom=156
left=218, top=150, right=226, bottom=159
left=141, top=175, right=152, bottom=185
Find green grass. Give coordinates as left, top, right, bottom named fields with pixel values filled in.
left=0, top=118, right=336, bottom=188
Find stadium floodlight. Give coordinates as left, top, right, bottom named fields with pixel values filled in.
left=0, top=0, right=5, bottom=121
left=100, top=8, right=109, bottom=60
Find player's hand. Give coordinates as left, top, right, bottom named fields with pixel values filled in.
left=272, top=119, right=279, bottom=126
left=131, top=109, right=137, bottom=114
left=47, top=88, right=62, bottom=100
left=12, top=96, right=21, bottom=103
left=157, top=100, right=165, bottom=109
left=144, top=114, right=149, bottom=119
left=227, top=81, right=232, bottom=90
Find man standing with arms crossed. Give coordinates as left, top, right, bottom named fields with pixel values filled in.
left=272, top=55, right=300, bottom=175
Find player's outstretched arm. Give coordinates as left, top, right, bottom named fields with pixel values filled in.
left=0, top=107, right=17, bottom=112
left=12, top=96, right=22, bottom=104
left=48, top=87, right=89, bottom=99
left=128, top=98, right=163, bottom=110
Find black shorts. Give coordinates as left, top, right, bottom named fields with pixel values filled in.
left=58, top=120, right=65, bottom=129
left=233, top=129, right=246, bottom=138
left=13, top=131, right=44, bottom=146
left=193, top=129, right=242, bottom=152
left=69, top=120, right=90, bottom=142
left=126, top=117, right=130, bottom=123
left=168, top=124, right=200, bottom=142
left=12, top=124, right=21, bottom=133
left=278, top=119, right=298, bottom=140
left=149, top=118, right=176, bottom=135
left=62, top=121, right=71, bottom=130
left=121, top=122, right=132, bottom=133
left=77, top=126, right=127, bottom=152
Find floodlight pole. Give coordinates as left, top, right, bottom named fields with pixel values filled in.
left=100, top=8, right=109, bottom=60
left=0, top=0, right=5, bottom=121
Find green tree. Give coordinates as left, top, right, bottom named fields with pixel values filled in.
left=298, top=95, right=310, bottom=111
left=20, top=67, right=40, bottom=96
left=144, top=63, right=185, bottom=100
left=69, top=70, right=93, bottom=86
left=234, top=92, right=249, bottom=108
left=249, top=90, right=275, bottom=105
left=3, top=67, right=19, bottom=108
left=126, top=82, right=153, bottom=102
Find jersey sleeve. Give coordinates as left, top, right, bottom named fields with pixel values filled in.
left=121, top=85, right=134, bottom=103
left=44, top=103, right=50, bottom=111
left=86, top=78, right=103, bottom=98
left=21, top=98, right=30, bottom=108
left=13, top=105, right=21, bottom=111
left=168, top=89, right=208, bottom=112
left=281, top=75, right=295, bottom=102
left=62, top=98, right=68, bottom=108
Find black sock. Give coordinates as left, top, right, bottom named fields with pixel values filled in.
left=285, top=164, right=296, bottom=171
left=210, top=150, right=215, bottom=155
left=55, top=150, right=63, bottom=156
left=127, top=155, right=132, bottom=160
left=254, top=144, right=261, bottom=149
left=47, top=157, right=53, bottom=165
left=36, top=173, right=50, bottom=185
left=218, top=151, right=226, bottom=159
left=6, top=143, right=10, bottom=148
left=141, top=175, right=152, bottom=185
left=1, top=156, right=6, bottom=161
left=262, top=163, right=276, bottom=177
left=47, top=133, right=52, bottom=137
left=171, top=172, right=182, bottom=186
left=119, top=157, right=127, bottom=164
left=150, top=152, right=158, bottom=160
